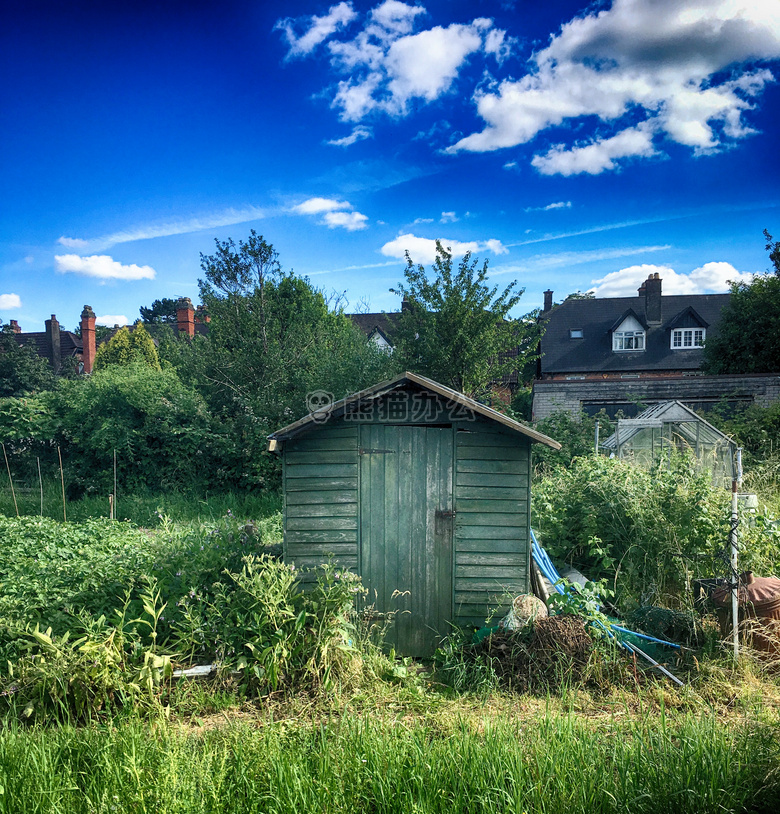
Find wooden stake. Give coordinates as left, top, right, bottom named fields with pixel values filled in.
left=113, top=449, right=117, bottom=521
left=37, top=456, right=43, bottom=517
left=109, top=494, right=114, bottom=521
left=2, top=443, right=19, bottom=517
left=58, top=445, right=67, bottom=522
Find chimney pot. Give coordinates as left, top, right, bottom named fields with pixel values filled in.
left=176, top=297, right=195, bottom=338
left=643, top=274, right=662, bottom=324
left=80, top=305, right=97, bottom=374
left=8, top=319, right=20, bottom=334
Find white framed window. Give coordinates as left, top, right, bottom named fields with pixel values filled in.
left=671, top=328, right=705, bottom=349
left=570, top=329, right=583, bottom=339
left=613, top=330, right=645, bottom=351
left=612, top=314, right=646, bottom=352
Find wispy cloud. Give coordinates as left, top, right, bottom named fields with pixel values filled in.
left=57, top=206, right=267, bottom=252
left=293, top=197, right=368, bottom=230
left=440, top=211, right=458, bottom=223
left=54, top=254, right=156, bottom=281
left=0, top=293, right=22, bottom=309
left=327, top=125, right=373, bottom=146
left=276, top=1, right=357, bottom=57
left=524, top=201, right=572, bottom=213
left=490, top=244, right=672, bottom=275
left=381, top=233, right=508, bottom=264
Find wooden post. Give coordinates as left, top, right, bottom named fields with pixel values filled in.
left=109, top=494, right=114, bottom=521
left=58, top=445, right=67, bottom=522
left=2, top=443, right=19, bottom=517
left=730, top=448, right=743, bottom=659
left=113, top=449, right=117, bottom=521
left=37, top=456, right=43, bottom=517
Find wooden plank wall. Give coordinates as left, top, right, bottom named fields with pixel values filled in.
left=454, top=420, right=531, bottom=627
left=283, top=423, right=359, bottom=579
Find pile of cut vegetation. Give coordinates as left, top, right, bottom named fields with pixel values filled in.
left=472, top=616, right=595, bottom=693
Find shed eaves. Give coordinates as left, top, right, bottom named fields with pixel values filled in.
left=268, top=371, right=561, bottom=449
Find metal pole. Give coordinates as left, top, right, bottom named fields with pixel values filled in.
left=594, top=421, right=599, bottom=455
left=730, top=448, right=743, bottom=659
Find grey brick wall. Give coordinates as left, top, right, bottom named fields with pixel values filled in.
left=532, top=375, right=780, bottom=420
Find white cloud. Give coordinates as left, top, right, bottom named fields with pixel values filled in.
left=440, top=211, right=458, bottom=223
left=590, top=261, right=752, bottom=297
left=57, top=236, right=89, bottom=249
left=532, top=123, right=657, bottom=176
left=524, top=201, right=572, bottom=212
left=276, top=1, right=357, bottom=57
left=293, top=197, right=368, bottom=230
left=58, top=206, right=267, bottom=252
left=54, top=254, right=156, bottom=281
left=327, top=125, right=373, bottom=146
left=96, top=314, right=129, bottom=328
left=413, top=217, right=434, bottom=224
left=278, top=3, right=509, bottom=122
left=449, top=0, right=780, bottom=172
left=380, top=233, right=507, bottom=264
left=293, top=197, right=351, bottom=215
left=0, top=293, right=22, bottom=309
left=323, top=210, right=369, bottom=230
left=490, top=244, right=671, bottom=275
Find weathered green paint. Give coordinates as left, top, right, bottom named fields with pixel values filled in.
left=277, top=385, right=540, bottom=658
left=359, top=424, right=454, bottom=657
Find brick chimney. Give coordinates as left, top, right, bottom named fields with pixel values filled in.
left=194, top=304, right=210, bottom=325
left=543, top=290, right=553, bottom=313
left=45, top=314, right=61, bottom=373
left=80, top=305, right=96, bottom=374
left=176, top=297, right=195, bottom=337
left=8, top=319, right=20, bottom=334
left=643, top=273, right=662, bottom=324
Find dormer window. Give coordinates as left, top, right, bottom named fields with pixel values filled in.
left=671, top=328, right=705, bottom=349
left=612, top=314, right=646, bottom=352
left=570, top=329, right=583, bottom=339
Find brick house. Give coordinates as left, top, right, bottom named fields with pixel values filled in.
left=8, top=297, right=207, bottom=375
left=533, top=273, right=780, bottom=419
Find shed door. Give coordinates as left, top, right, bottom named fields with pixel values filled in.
left=359, top=424, right=453, bottom=657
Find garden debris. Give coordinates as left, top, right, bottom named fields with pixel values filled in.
left=499, top=594, right=548, bottom=631
left=475, top=616, right=593, bottom=692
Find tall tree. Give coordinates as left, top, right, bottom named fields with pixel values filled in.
left=194, top=231, right=397, bottom=485
left=0, top=325, right=55, bottom=396
left=703, top=230, right=780, bottom=374
left=139, top=297, right=179, bottom=324
left=390, top=241, right=537, bottom=397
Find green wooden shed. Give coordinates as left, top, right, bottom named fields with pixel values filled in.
left=268, top=372, right=560, bottom=657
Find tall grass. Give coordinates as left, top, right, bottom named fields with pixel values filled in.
left=0, top=476, right=281, bottom=525
left=0, top=711, right=777, bottom=813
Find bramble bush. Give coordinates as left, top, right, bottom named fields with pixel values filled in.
left=531, top=455, right=761, bottom=609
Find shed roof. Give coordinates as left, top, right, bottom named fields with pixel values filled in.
left=268, top=371, right=561, bottom=449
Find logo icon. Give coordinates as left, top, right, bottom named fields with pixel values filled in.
left=306, top=390, right=334, bottom=423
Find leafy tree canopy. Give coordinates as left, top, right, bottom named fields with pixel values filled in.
left=93, top=323, right=161, bottom=372
left=0, top=325, right=55, bottom=397
left=390, top=241, right=537, bottom=397
left=139, top=297, right=179, bottom=324
left=702, top=230, right=780, bottom=374
left=192, top=231, right=397, bottom=484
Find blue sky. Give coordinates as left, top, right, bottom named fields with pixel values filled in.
left=2, top=0, right=779, bottom=331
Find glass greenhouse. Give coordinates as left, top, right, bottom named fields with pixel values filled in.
left=601, top=400, right=737, bottom=489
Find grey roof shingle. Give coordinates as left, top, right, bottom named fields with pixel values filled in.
left=540, top=293, right=730, bottom=375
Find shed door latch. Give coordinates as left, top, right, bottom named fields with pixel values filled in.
left=359, top=448, right=395, bottom=455
left=435, top=509, right=456, bottom=519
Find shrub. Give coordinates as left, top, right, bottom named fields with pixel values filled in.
left=532, top=455, right=734, bottom=608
